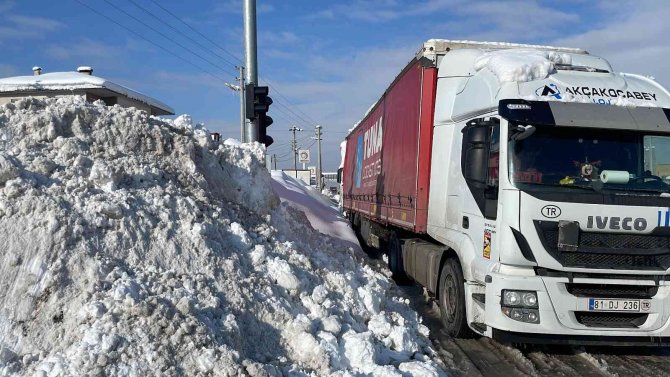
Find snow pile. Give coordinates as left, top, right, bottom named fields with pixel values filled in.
left=474, top=49, right=572, bottom=83
left=0, top=96, right=444, bottom=376
left=271, top=171, right=357, bottom=253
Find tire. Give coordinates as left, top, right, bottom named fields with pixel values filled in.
left=387, top=232, right=409, bottom=283
left=439, top=258, right=474, bottom=338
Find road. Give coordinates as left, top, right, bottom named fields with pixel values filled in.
left=365, top=253, right=670, bottom=377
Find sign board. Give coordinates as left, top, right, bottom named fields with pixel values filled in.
left=282, top=170, right=311, bottom=186
left=298, top=149, right=310, bottom=163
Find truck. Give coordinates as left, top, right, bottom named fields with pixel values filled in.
left=341, top=39, right=670, bottom=344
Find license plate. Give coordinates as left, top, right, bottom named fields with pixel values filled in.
left=588, top=298, right=641, bottom=312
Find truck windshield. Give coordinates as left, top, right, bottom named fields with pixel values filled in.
left=509, top=125, right=670, bottom=194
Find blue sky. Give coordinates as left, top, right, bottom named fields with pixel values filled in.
left=0, top=0, right=668, bottom=170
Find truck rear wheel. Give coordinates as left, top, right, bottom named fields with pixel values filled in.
left=439, top=258, right=473, bottom=338
left=387, top=232, right=408, bottom=283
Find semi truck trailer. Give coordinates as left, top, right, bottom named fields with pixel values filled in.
left=341, top=39, right=670, bottom=345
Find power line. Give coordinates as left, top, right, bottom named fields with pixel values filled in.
left=144, top=0, right=323, bottom=128
left=101, top=0, right=238, bottom=77
left=271, top=100, right=316, bottom=128
left=148, top=0, right=243, bottom=65
left=260, top=78, right=320, bottom=125
left=82, top=0, right=323, bottom=133
left=126, top=0, right=241, bottom=70
left=74, top=0, right=235, bottom=86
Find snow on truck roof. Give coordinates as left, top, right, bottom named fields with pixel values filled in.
left=0, top=71, right=174, bottom=115
left=350, top=40, right=593, bottom=133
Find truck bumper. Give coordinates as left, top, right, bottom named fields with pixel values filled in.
left=492, top=329, right=670, bottom=346
left=482, top=270, right=670, bottom=343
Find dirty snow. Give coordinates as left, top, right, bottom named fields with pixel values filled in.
left=474, top=49, right=572, bottom=83
left=0, top=96, right=445, bottom=376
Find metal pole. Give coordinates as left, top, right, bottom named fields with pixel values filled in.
left=289, top=126, right=302, bottom=178
left=243, top=0, right=259, bottom=142
left=273, top=154, right=277, bottom=170
left=238, top=66, right=245, bottom=142
left=315, top=125, right=322, bottom=191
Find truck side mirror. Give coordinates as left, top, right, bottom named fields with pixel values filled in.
left=461, top=125, right=490, bottom=185
left=337, top=167, right=343, bottom=184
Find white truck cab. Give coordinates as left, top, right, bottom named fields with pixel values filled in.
left=421, top=40, right=670, bottom=344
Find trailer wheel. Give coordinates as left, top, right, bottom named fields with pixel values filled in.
left=439, top=258, right=473, bottom=338
left=387, top=232, right=408, bottom=283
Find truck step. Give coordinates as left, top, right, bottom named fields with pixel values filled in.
left=471, top=322, right=486, bottom=334
left=472, top=293, right=485, bottom=305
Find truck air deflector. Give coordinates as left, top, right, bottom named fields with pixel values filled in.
left=499, top=99, right=670, bottom=132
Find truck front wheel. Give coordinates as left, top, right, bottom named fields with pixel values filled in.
left=439, top=258, right=473, bottom=338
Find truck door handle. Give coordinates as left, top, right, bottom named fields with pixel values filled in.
left=462, top=216, right=469, bottom=229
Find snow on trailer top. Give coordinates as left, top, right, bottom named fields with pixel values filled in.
left=349, top=40, right=607, bottom=135
left=0, top=71, right=174, bottom=115
left=419, top=39, right=587, bottom=58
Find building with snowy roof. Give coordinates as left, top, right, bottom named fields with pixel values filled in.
left=0, top=66, right=174, bottom=116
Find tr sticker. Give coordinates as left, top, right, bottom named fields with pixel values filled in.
left=541, top=205, right=561, bottom=218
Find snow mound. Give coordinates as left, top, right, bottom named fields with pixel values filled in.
left=0, top=96, right=444, bottom=376
left=474, top=48, right=572, bottom=83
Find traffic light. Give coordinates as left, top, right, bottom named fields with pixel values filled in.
left=245, top=83, right=273, bottom=147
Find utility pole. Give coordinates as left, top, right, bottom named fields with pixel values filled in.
left=315, top=125, right=323, bottom=191
left=243, top=0, right=259, bottom=142
left=238, top=66, right=245, bottom=142
left=224, top=67, right=246, bottom=142
left=289, top=126, right=302, bottom=178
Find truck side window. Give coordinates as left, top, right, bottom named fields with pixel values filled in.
left=488, top=125, right=500, bottom=188
left=461, top=118, right=500, bottom=220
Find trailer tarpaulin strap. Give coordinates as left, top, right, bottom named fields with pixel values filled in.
left=499, top=99, right=670, bottom=132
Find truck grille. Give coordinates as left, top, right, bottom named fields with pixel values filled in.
left=575, top=312, right=648, bottom=328
left=535, top=221, right=670, bottom=270
left=566, top=283, right=658, bottom=299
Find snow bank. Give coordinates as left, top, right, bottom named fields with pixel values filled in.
left=270, top=171, right=359, bottom=253
left=474, top=49, right=572, bottom=83
left=0, top=96, right=445, bottom=376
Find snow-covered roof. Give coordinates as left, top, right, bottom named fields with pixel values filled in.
left=0, top=71, right=174, bottom=114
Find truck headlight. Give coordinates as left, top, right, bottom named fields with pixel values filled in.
left=502, top=307, right=540, bottom=323
left=501, top=290, right=540, bottom=323
left=502, top=290, right=538, bottom=308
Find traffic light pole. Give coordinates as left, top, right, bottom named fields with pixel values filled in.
left=243, top=0, right=259, bottom=142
